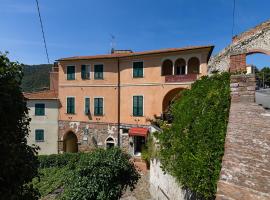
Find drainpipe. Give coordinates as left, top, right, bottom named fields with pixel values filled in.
left=117, top=58, right=121, bottom=146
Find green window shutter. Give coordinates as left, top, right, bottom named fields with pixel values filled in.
left=94, top=65, right=103, bottom=79
left=138, top=96, right=143, bottom=116
left=133, top=96, right=137, bottom=116
left=67, top=66, right=75, bottom=80
left=133, top=96, right=143, bottom=116
left=67, top=97, right=75, bottom=114
left=35, top=103, right=45, bottom=115
left=99, top=98, right=103, bottom=115
left=133, top=62, right=143, bottom=78
left=81, top=65, right=86, bottom=79
left=35, top=129, right=44, bottom=142
left=85, top=97, right=90, bottom=114
left=94, top=98, right=103, bottom=115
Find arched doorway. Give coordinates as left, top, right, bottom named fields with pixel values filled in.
left=63, top=131, right=78, bottom=153
left=188, top=57, right=200, bottom=74
left=162, top=59, right=173, bottom=76
left=175, top=58, right=186, bottom=75
left=162, top=88, right=185, bottom=113
left=105, top=137, right=115, bottom=149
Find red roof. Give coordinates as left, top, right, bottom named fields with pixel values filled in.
left=57, top=45, right=214, bottom=61
left=129, top=127, right=149, bottom=137
left=23, top=90, right=58, bottom=100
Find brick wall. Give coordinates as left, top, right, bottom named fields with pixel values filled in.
left=216, top=74, right=270, bottom=199
left=229, top=54, right=247, bottom=72
left=230, top=74, right=256, bottom=103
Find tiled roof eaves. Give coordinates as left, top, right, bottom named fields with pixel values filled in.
left=57, top=45, right=214, bottom=61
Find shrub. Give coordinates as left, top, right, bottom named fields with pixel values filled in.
left=32, top=166, right=71, bottom=197
left=38, top=153, right=81, bottom=168
left=0, top=52, right=40, bottom=199
left=157, top=73, right=231, bottom=199
left=141, top=134, right=158, bottom=168
left=61, top=148, right=140, bottom=200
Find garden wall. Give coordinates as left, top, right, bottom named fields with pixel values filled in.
left=149, top=159, right=187, bottom=200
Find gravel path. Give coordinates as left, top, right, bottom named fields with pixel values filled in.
left=121, top=171, right=152, bottom=200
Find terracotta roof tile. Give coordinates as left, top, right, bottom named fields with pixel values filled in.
left=23, top=90, right=58, bottom=100
left=57, top=45, right=214, bottom=61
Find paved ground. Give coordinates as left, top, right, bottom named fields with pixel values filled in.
left=216, top=103, right=270, bottom=200
left=121, top=171, right=152, bottom=200
left=256, top=89, right=270, bottom=109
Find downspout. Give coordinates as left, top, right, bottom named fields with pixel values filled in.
left=117, top=58, right=121, bottom=146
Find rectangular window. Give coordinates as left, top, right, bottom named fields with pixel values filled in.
left=94, top=64, right=103, bottom=79
left=81, top=65, right=90, bottom=80
left=133, top=96, right=143, bottom=116
left=35, top=129, right=44, bottom=142
left=67, top=66, right=75, bottom=80
left=84, top=97, right=90, bottom=115
left=67, top=97, right=75, bottom=114
left=94, top=98, right=103, bottom=116
left=133, top=61, right=143, bottom=78
left=35, top=103, right=45, bottom=116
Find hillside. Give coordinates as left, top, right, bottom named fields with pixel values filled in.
left=21, top=64, right=52, bottom=92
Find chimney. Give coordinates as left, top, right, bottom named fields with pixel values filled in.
left=49, top=62, right=59, bottom=93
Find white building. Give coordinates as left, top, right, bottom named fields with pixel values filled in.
left=24, top=90, right=59, bottom=155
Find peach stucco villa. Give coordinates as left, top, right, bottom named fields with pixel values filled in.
left=50, top=45, right=214, bottom=156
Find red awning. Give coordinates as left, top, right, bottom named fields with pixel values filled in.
left=129, top=127, right=149, bottom=137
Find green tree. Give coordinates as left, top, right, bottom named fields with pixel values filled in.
left=0, top=52, right=40, bottom=199
left=157, top=73, right=231, bottom=199
left=256, top=67, right=270, bottom=88
left=61, top=148, right=140, bottom=200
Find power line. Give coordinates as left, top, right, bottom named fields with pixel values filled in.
left=231, top=0, right=236, bottom=39
left=35, top=0, right=50, bottom=64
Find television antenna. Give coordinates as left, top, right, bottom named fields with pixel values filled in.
left=110, top=34, right=116, bottom=53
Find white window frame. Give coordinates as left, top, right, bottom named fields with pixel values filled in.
left=132, top=61, right=144, bottom=78
left=84, top=96, right=90, bottom=115
left=81, top=64, right=91, bottom=80
left=105, top=136, right=116, bottom=149
left=132, top=95, right=144, bottom=116
left=94, top=63, right=104, bottom=80
left=66, top=96, right=76, bottom=114
left=93, top=96, right=105, bottom=116
left=35, top=129, right=45, bottom=142
left=34, top=103, right=46, bottom=116
left=66, top=65, right=76, bottom=80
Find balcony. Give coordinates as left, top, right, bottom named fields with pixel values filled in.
left=165, top=74, right=198, bottom=83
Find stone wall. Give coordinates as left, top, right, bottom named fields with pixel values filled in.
left=208, top=19, right=270, bottom=73
left=216, top=74, right=270, bottom=199
left=149, top=159, right=186, bottom=200
left=230, top=74, right=256, bottom=103
left=58, top=120, right=120, bottom=152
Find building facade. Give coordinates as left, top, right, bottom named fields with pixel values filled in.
left=24, top=90, right=59, bottom=155
left=56, top=46, right=213, bottom=155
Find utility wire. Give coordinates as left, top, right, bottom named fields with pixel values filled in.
left=35, top=0, right=50, bottom=64
left=231, top=0, right=236, bottom=39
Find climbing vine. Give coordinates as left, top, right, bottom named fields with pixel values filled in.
left=157, top=73, right=231, bottom=199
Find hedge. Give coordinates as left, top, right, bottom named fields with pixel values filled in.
left=61, top=148, right=140, bottom=200
left=35, top=148, right=140, bottom=200
left=38, top=153, right=81, bottom=168
left=157, top=73, right=231, bottom=199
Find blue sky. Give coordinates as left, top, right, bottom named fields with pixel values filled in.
left=0, top=0, right=270, bottom=67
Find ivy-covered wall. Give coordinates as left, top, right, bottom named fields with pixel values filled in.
left=157, top=73, right=231, bottom=199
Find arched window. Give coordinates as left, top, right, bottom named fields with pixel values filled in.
left=175, top=58, right=186, bottom=75
left=106, top=137, right=115, bottom=149
left=188, top=57, right=200, bottom=74
left=162, top=59, right=173, bottom=76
